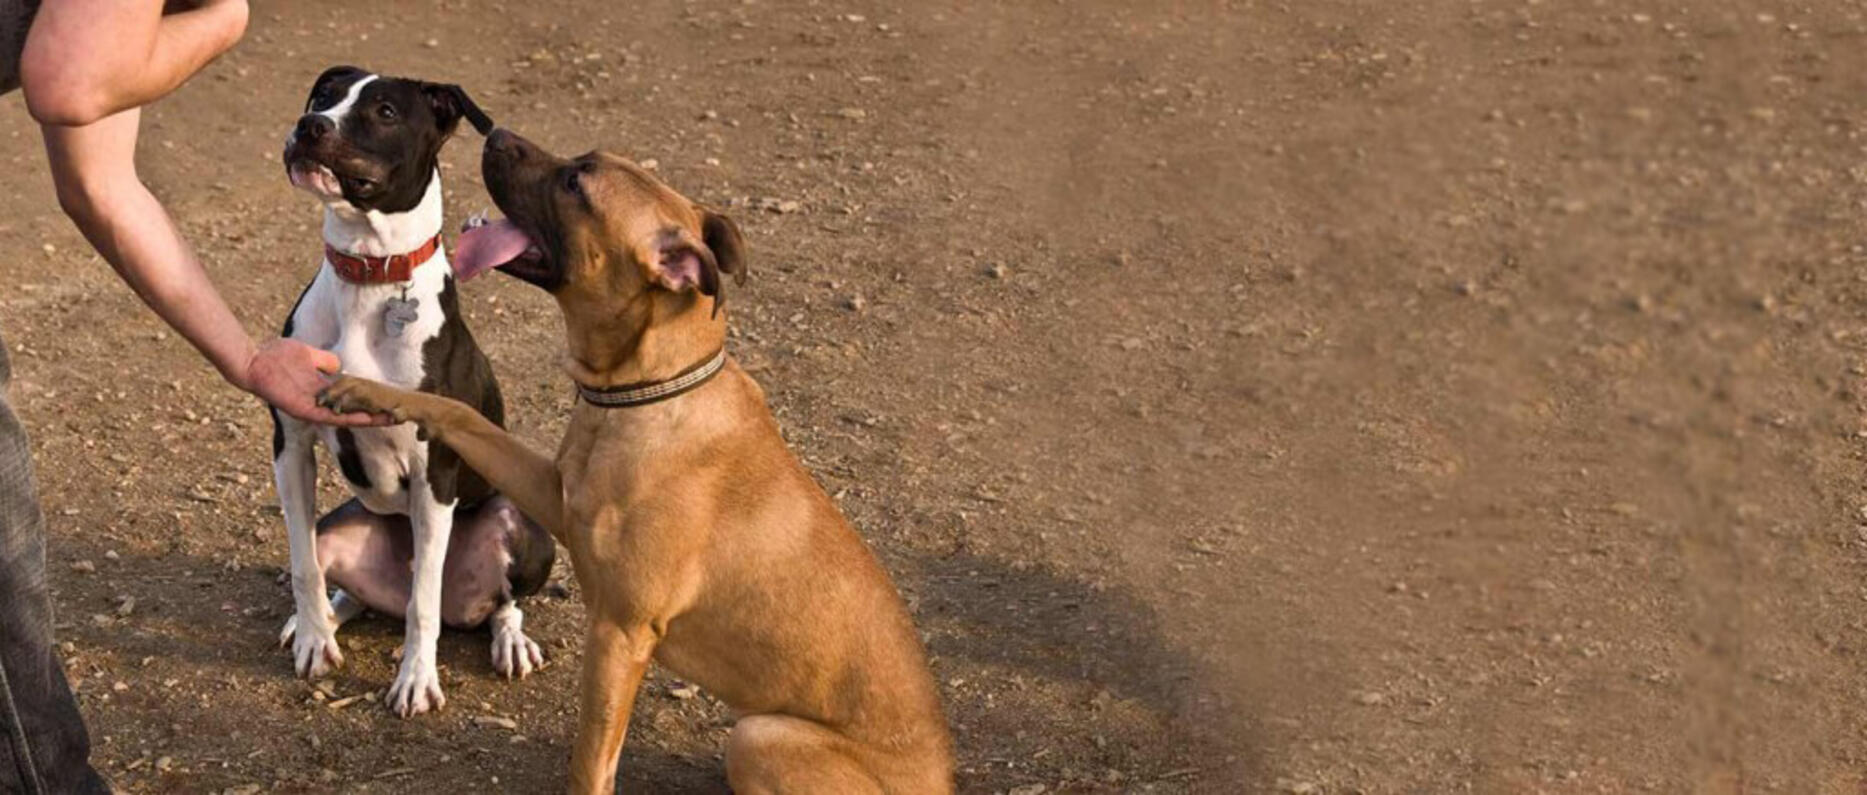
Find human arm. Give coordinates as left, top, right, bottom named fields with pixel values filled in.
left=43, top=111, right=381, bottom=426
left=19, top=0, right=249, bottom=126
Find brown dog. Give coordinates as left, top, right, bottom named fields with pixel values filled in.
left=319, top=128, right=953, bottom=794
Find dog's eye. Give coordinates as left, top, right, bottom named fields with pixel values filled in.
left=561, top=169, right=583, bottom=196
left=376, top=103, right=398, bottom=122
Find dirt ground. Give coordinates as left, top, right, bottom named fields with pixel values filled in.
left=3, top=0, right=1866, bottom=792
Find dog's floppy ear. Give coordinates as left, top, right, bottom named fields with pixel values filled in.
left=647, top=227, right=722, bottom=300
left=421, top=83, right=496, bottom=137
left=646, top=211, right=747, bottom=317
left=699, top=207, right=748, bottom=288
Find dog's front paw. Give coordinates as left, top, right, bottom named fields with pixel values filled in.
left=318, top=376, right=410, bottom=422
left=280, top=612, right=344, bottom=678
left=386, top=650, right=445, bottom=718
left=491, top=623, right=545, bottom=679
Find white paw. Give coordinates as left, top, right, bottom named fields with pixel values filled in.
left=386, top=650, right=445, bottom=718
left=491, top=626, right=545, bottom=679
left=279, top=612, right=344, bottom=679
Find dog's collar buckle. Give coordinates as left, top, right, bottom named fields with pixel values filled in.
left=326, top=234, right=442, bottom=285
left=577, top=348, right=728, bottom=409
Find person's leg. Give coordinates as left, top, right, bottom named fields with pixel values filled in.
left=0, top=342, right=107, bottom=794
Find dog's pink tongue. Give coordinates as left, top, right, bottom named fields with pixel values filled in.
left=453, top=218, right=531, bottom=281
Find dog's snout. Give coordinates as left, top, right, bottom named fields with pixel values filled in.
left=294, top=114, right=334, bottom=143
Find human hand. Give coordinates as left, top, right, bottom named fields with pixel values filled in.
left=239, top=338, right=387, bottom=427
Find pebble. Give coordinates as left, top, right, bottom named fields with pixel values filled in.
left=473, top=715, right=519, bottom=730
left=668, top=682, right=700, bottom=700
left=844, top=295, right=866, bottom=312
left=70, top=560, right=95, bottom=574
left=1009, top=785, right=1047, bottom=795
left=986, top=263, right=1008, bottom=279
left=1352, top=690, right=1386, bottom=706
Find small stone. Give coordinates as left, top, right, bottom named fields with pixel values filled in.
left=473, top=715, right=519, bottom=730
left=704, top=157, right=721, bottom=167
left=40, top=243, right=55, bottom=255
left=638, top=158, right=659, bottom=170
left=1352, top=690, right=1386, bottom=706
left=844, top=295, right=866, bottom=312
left=155, top=756, right=174, bottom=773
left=116, top=596, right=136, bottom=617
left=70, top=560, right=95, bottom=574
left=775, top=200, right=801, bottom=214
left=833, top=107, right=868, bottom=120
left=423, top=38, right=440, bottom=48
left=112, top=681, right=129, bottom=693
left=1455, top=280, right=1476, bottom=296
left=986, top=263, right=1008, bottom=279
left=1009, top=786, right=1047, bottom=795
left=668, top=682, right=700, bottom=700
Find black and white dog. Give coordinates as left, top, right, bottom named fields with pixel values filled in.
left=274, top=66, right=554, bottom=717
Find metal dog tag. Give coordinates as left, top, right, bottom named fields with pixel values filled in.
left=383, top=296, right=420, bottom=337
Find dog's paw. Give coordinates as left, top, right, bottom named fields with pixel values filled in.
left=280, top=612, right=344, bottom=678
left=317, top=376, right=408, bottom=422
left=386, top=650, right=445, bottom=718
left=491, top=624, right=545, bottom=679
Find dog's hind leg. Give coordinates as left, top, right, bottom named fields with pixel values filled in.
left=439, top=497, right=550, bottom=678
left=308, top=498, right=415, bottom=620
left=725, top=714, right=886, bottom=795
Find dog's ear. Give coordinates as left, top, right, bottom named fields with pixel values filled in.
left=699, top=207, right=748, bottom=288
left=647, top=227, right=722, bottom=298
left=421, top=83, right=496, bottom=137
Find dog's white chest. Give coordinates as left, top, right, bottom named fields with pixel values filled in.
left=284, top=257, right=454, bottom=514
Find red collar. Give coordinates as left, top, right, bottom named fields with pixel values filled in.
left=324, top=235, right=442, bottom=284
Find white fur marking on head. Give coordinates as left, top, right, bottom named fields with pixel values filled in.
left=317, top=74, right=380, bottom=123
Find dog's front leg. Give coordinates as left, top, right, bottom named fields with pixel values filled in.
left=569, top=619, right=656, bottom=795
left=321, top=375, right=565, bottom=537
left=387, top=468, right=453, bottom=718
left=273, top=416, right=344, bottom=677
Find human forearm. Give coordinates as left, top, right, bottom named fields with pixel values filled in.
left=44, top=111, right=256, bottom=385
left=22, top=0, right=247, bottom=126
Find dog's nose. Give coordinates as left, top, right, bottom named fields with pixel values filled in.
left=294, top=114, right=334, bottom=142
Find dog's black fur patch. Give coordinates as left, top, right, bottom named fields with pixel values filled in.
left=417, top=279, right=505, bottom=507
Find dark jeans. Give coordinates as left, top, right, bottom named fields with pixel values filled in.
left=0, top=343, right=106, bottom=794
left=1, top=0, right=102, bottom=790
